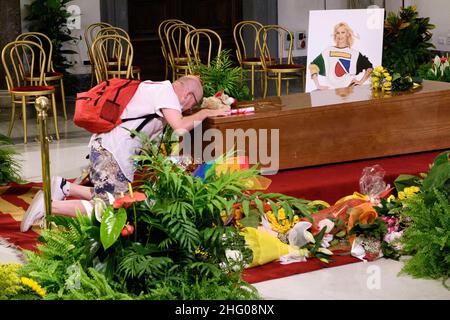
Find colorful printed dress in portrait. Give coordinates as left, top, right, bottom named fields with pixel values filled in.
left=309, top=46, right=373, bottom=88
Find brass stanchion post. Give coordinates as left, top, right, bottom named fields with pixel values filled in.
left=35, top=96, right=52, bottom=229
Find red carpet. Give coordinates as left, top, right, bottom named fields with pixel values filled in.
left=243, top=254, right=360, bottom=284
left=266, top=150, right=442, bottom=204
left=0, top=182, right=41, bottom=252
left=0, top=150, right=443, bottom=283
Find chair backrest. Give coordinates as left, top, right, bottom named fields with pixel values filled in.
left=91, top=34, right=134, bottom=83
left=1, top=40, right=47, bottom=90
left=158, top=19, right=185, bottom=56
left=233, top=20, right=264, bottom=64
left=16, top=32, right=54, bottom=73
left=185, top=28, right=222, bottom=69
left=84, top=22, right=113, bottom=67
left=257, top=25, right=294, bottom=69
left=97, top=26, right=131, bottom=40
left=165, top=22, right=195, bottom=67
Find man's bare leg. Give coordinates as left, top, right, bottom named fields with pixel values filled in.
left=67, top=183, right=94, bottom=200
left=52, top=199, right=93, bottom=217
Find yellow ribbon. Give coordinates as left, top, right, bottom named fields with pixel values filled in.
left=334, top=192, right=369, bottom=206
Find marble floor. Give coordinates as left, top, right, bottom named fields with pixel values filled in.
left=0, top=101, right=449, bottom=300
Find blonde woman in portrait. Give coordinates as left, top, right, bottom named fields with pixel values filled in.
left=309, top=22, right=373, bottom=90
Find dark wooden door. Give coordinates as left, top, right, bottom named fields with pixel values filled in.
left=127, top=0, right=242, bottom=81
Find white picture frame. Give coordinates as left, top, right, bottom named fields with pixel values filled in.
left=305, top=8, right=385, bottom=93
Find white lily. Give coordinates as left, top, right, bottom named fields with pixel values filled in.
left=317, top=247, right=333, bottom=255
left=318, top=218, right=335, bottom=233
left=93, top=197, right=107, bottom=223
left=321, top=234, right=334, bottom=248
left=303, top=230, right=316, bottom=244
left=288, top=221, right=312, bottom=247
left=106, top=192, right=115, bottom=205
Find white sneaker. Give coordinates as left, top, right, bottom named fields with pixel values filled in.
left=20, top=176, right=70, bottom=232
left=51, top=176, right=70, bottom=201
left=20, top=190, right=45, bottom=232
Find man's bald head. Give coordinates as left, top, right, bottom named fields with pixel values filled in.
left=172, top=75, right=203, bottom=111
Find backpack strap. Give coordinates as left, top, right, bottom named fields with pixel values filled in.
left=121, top=114, right=160, bottom=138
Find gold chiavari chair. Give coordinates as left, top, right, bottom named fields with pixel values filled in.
left=1, top=40, right=60, bottom=143
left=257, top=25, right=305, bottom=97
left=233, top=20, right=266, bottom=98
left=96, top=26, right=141, bottom=80
left=91, top=34, right=134, bottom=83
left=166, top=22, right=196, bottom=81
left=16, top=32, right=68, bottom=120
left=185, top=28, right=222, bottom=73
left=85, top=22, right=113, bottom=87
left=158, top=19, right=185, bottom=80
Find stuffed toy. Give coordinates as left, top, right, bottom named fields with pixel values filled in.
left=201, top=91, right=236, bottom=110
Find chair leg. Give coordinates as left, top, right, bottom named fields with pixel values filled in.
left=60, top=78, right=68, bottom=121
left=286, top=79, right=290, bottom=95
left=250, top=65, right=255, bottom=99
left=259, top=70, right=264, bottom=98
left=277, top=73, right=282, bottom=96
left=8, top=95, right=16, bottom=137
left=302, top=71, right=306, bottom=92
left=90, top=65, right=95, bottom=88
left=21, top=96, right=27, bottom=144
left=51, top=94, right=60, bottom=140
left=164, top=61, right=169, bottom=80
left=263, top=72, right=268, bottom=98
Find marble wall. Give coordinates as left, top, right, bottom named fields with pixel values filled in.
left=0, top=0, right=21, bottom=89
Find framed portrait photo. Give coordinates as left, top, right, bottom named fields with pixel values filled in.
left=305, top=8, right=384, bottom=93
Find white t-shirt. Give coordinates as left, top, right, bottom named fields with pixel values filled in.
left=89, top=80, right=182, bottom=181
left=321, top=46, right=359, bottom=88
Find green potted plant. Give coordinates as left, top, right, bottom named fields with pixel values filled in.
left=0, top=134, right=23, bottom=185
left=25, top=0, right=79, bottom=76
left=190, top=49, right=251, bottom=101
left=383, top=5, right=435, bottom=77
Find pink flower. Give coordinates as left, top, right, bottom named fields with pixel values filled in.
left=382, top=216, right=399, bottom=232
left=384, top=231, right=403, bottom=244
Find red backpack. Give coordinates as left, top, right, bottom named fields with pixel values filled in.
left=74, top=78, right=158, bottom=134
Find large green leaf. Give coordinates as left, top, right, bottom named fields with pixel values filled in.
left=394, top=174, right=421, bottom=192
left=422, top=162, right=450, bottom=191
left=433, top=152, right=450, bottom=167
left=239, top=209, right=260, bottom=228
left=100, top=207, right=127, bottom=250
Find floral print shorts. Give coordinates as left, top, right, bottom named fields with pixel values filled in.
left=89, top=138, right=129, bottom=201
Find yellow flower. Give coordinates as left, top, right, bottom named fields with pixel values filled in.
left=404, top=186, right=420, bottom=196
left=375, top=66, right=384, bottom=72
left=277, top=208, right=286, bottom=220
left=385, top=75, right=392, bottom=81
left=160, top=143, right=167, bottom=156
left=220, top=210, right=227, bottom=224
left=266, top=211, right=292, bottom=233
left=398, top=186, right=420, bottom=200
left=293, top=215, right=300, bottom=224
left=0, top=264, right=22, bottom=298
left=21, top=277, right=46, bottom=297
left=194, top=246, right=208, bottom=258
left=372, top=71, right=381, bottom=78
left=387, top=195, right=396, bottom=203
